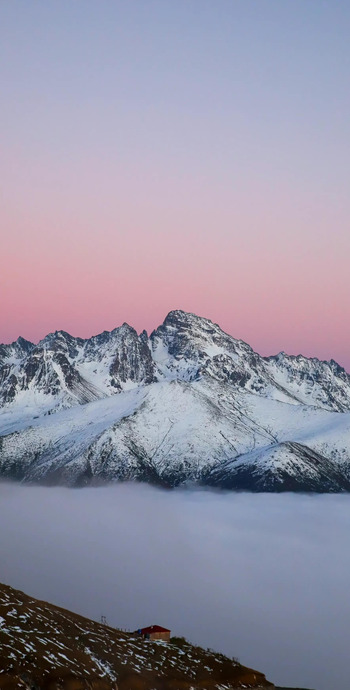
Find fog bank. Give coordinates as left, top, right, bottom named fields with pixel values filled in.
left=0, top=482, right=349, bottom=690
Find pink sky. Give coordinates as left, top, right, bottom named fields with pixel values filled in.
left=2, top=168, right=349, bottom=367
left=1, top=3, right=349, bottom=369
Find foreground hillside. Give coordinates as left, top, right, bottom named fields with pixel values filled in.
left=0, top=582, right=275, bottom=689
left=1, top=310, right=350, bottom=491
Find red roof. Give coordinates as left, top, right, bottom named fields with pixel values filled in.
left=140, top=625, right=170, bottom=634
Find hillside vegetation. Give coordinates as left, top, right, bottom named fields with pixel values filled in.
left=0, top=582, right=277, bottom=690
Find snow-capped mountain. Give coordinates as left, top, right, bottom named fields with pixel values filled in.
left=1, top=310, right=350, bottom=491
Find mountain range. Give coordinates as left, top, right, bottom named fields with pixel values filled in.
left=1, top=310, right=350, bottom=491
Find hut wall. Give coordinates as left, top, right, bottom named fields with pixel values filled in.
left=149, top=631, right=171, bottom=641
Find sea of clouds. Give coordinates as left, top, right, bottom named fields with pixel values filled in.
left=0, top=482, right=349, bottom=690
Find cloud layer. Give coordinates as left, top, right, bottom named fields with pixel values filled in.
left=0, top=483, right=349, bottom=689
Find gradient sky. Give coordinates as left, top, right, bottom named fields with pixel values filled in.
left=1, top=2, right=350, bottom=367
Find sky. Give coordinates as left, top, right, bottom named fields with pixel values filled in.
left=1, top=1, right=350, bottom=367
left=1, top=483, right=350, bottom=690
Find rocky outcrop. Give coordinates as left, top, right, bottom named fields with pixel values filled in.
left=1, top=310, right=350, bottom=413
left=1, top=310, right=350, bottom=491
left=207, top=442, right=350, bottom=493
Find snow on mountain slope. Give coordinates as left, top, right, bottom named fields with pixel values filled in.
left=0, top=331, right=102, bottom=410
left=208, top=441, right=350, bottom=492
left=0, top=380, right=274, bottom=485
left=2, top=310, right=350, bottom=413
left=73, top=324, right=156, bottom=394
left=66, top=380, right=276, bottom=487
left=243, top=394, right=350, bottom=470
left=150, top=311, right=299, bottom=404
left=0, top=336, right=33, bottom=365
left=1, top=310, right=350, bottom=491
left=0, top=325, right=155, bottom=411
left=0, top=387, right=148, bottom=483
left=265, top=352, right=350, bottom=412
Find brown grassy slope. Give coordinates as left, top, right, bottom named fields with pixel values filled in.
left=0, top=582, right=274, bottom=690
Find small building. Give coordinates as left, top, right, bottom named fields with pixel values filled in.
left=135, top=625, right=171, bottom=641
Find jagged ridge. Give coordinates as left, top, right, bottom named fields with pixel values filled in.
left=1, top=310, right=350, bottom=491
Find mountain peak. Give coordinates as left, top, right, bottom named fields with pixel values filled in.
left=1, top=309, right=347, bottom=413
left=119, top=322, right=137, bottom=334
left=2, top=309, right=350, bottom=491
left=38, top=329, right=75, bottom=347
left=162, top=309, right=199, bottom=325
left=16, top=335, right=33, bottom=349
left=163, top=309, right=216, bottom=325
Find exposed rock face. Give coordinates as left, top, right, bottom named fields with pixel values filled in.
left=109, top=326, right=156, bottom=390
left=0, top=325, right=156, bottom=409
left=265, top=353, right=350, bottom=412
left=2, top=310, right=350, bottom=413
left=207, top=442, right=350, bottom=492
left=150, top=311, right=281, bottom=394
left=0, top=331, right=100, bottom=407
left=1, top=310, right=350, bottom=491
left=0, top=581, right=275, bottom=690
